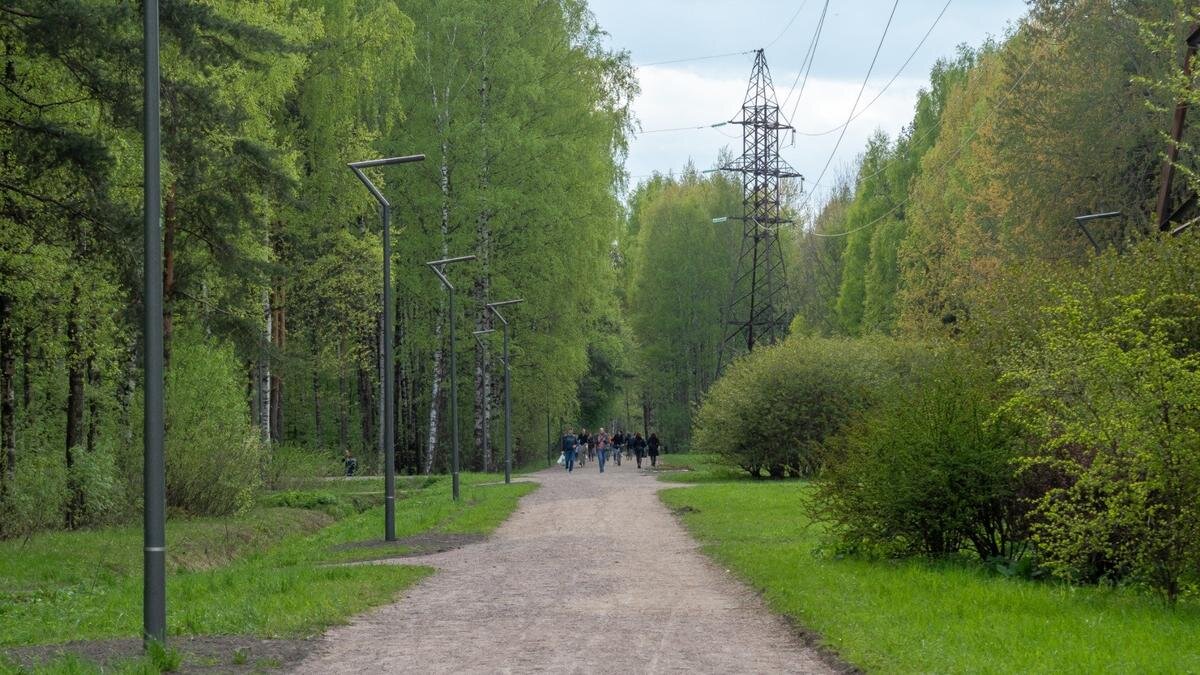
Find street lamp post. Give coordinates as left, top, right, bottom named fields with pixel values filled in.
left=426, top=255, right=476, bottom=501
left=143, top=0, right=166, bottom=648
left=486, top=299, right=523, bottom=484
left=348, top=153, right=426, bottom=541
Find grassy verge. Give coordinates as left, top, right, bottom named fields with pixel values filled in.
left=660, top=474, right=1200, bottom=673
left=651, top=452, right=747, bottom=483
left=0, top=472, right=536, bottom=649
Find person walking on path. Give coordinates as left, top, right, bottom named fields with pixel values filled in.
left=648, top=433, right=661, bottom=468
left=596, top=428, right=610, bottom=473
left=561, top=428, right=578, bottom=473
left=631, top=432, right=646, bottom=469
left=612, top=431, right=623, bottom=466
left=578, top=428, right=591, bottom=467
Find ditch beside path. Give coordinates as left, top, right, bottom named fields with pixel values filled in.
left=292, top=457, right=835, bottom=674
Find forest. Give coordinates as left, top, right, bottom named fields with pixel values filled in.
left=0, top=0, right=635, bottom=535
left=4, top=0, right=1200, bottom=606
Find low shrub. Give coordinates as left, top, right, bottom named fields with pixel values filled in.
left=0, top=450, right=68, bottom=539
left=265, top=444, right=344, bottom=490
left=814, top=348, right=1028, bottom=560
left=692, top=336, right=925, bottom=478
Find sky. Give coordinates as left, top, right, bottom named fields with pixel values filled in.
left=586, top=0, right=1030, bottom=206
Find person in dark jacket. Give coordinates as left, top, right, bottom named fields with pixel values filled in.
left=648, top=433, right=661, bottom=467
left=561, top=428, right=578, bottom=473
left=631, top=432, right=647, bottom=469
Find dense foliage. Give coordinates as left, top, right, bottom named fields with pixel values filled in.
left=816, top=348, right=1026, bottom=561
left=0, top=0, right=633, bottom=535
left=670, top=0, right=1200, bottom=603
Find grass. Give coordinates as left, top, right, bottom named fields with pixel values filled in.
left=651, top=452, right=748, bottom=483
left=660, top=476, right=1200, bottom=674
left=0, top=472, right=536, bottom=650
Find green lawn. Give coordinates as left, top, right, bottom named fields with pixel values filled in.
left=0, top=473, right=536, bottom=649
left=660, top=472, right=1200, bottom=674
left=652, top=452, right=747, bottom=483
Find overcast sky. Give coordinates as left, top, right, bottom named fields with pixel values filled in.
left=586, top=0, right=1030, bottom=205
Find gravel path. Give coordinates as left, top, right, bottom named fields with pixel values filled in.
left=292, top=457, right=834, bottom=674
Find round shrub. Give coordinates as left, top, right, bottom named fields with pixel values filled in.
left=692, top=336, right=922, bottom=478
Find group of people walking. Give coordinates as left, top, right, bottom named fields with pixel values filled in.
left=558, top=427, right=660, bottom=473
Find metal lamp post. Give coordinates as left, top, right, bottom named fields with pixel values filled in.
left=426, top=255, right=476, bottom=501
left=486, top=299, right=523, bottom=484
left=348, top=153, right=426, bottom=541
left=1073, top=211, right=1123, bottom=254
left=143, top=0, right=166, bottom=648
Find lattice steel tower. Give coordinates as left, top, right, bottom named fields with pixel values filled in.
left=717, top=49, right=801, bottom=372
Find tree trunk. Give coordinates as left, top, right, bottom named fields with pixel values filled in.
left=0, top=293, right=15, bottom=492
left=269, top=284, right=285, bottom=444
left=642, top=397, right=651, bottom=439
left=473, top=65, right=494, bottom=473
left=258, top=288, right=271, bottom=444
left=86, top=356, right=98, bottom=453
left=65, top=283, right=85, bottom=529
left=311, top=336, right=322, bottom=449
left=376, top=309, right=384, bottom=472
left=357, top=365, right=375, bottom=458
left=20, top=326, right=31, bottom=412
left=162, top=182, right=177, bottom=369
left=396, top=324, right=405, bottom=470
left=425, top=318, right=445, bottom=475
left=336, top=340, right=348, bottom=452
left=120, top=344, right=137, bottom=449
left=426, top=86, right=452, bottom=476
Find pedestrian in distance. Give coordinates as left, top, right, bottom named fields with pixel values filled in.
left=612, top=431, right=623, bottom=467
left=343, top=449, right=358, bottom=476
left=596, top=427, right=610, bottom=473
left=648, top=432, right=661, bottom=467
left=561, top=427, right=578, bottom=473
left=632, top=432, right=646, bottom=469
left=578, top=428, right=591, bottom=465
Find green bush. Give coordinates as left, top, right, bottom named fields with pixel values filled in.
left=693, top=336, right=923, bottom=478
left=814, top=348, right=1027, bottom=560
left=0, top=450, right=68, bottom=538
left=157, top=336, right=264, bottom=517
left=265, top=444, right=344, bottom=490
left=1003, top=289, right=1200, bottom=602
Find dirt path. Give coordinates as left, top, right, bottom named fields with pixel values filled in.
left=292, top=457, right=835, bottom=674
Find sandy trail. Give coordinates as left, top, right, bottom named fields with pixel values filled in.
left=292, top=456, right=833, bottom=674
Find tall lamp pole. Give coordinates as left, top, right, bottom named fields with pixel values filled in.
left=486, top=299, right=523, bottom=484
left=348, top=153, right=426, bottom=541
left=143, top=0, right=166, bottom=648
left=427, top=255, right=475, bottom=501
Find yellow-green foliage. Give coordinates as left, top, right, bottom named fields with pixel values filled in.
left=1004, top=287, right=1200, bottom=601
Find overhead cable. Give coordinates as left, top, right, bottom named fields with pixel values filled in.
left=800, top=0, right=902, bottom=209
left=796, top=0, right=953, bottom=137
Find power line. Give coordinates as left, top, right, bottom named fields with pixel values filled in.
left=796, top=0, right=953, bottom=137
left=765, top=0, right=812, bottom=49
left=800, top=0, right=901, bottom=210
left=635, top=50, right=754, bottom=68
left=808, top=54, right=1039, bottom=238
left=637, top=122, right=731, bottom=135
left=780, top=0, right=831, bottom=120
